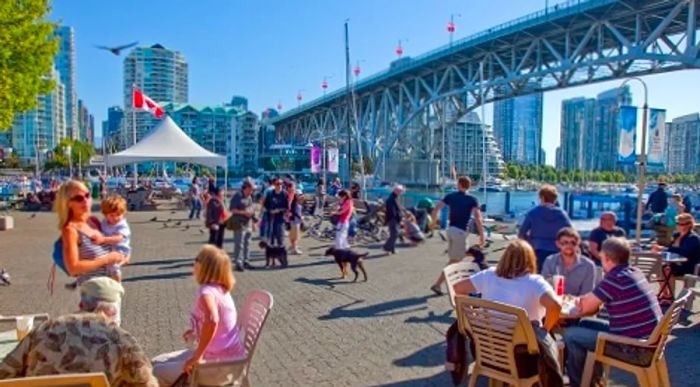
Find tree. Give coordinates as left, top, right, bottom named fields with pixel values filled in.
left=0, top=0, right=58, bottom=130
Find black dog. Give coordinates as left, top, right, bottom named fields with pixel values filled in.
left=324, top=247, right=368, bottom=282
left=466, top=246, right=489, bottom=270
left=259, top=241, right=288, bottom=268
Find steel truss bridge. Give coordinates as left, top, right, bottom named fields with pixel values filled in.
left=269, top=0, right=700, bottom=179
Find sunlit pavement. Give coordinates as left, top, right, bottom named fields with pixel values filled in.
left=1, top=210, right=698, bottom=386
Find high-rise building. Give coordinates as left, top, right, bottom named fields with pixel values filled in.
left=54, top=26, right=78, bottom=140
left=559, top=97, right=596, bottom=170
left=103, top=106, right=124, bottom=150
left=590, top=86, right=632, bottom=171
left=122, top=44, right=188, bottom=148
left=77, top=99, right=95, bottom=144
left=666, top=113, right=700, bottom=173
left=493, top=91, right=544, bottom=165
left=8, top=67, right=66, bottom=165
left=162, top=97, right=259, bottom=171
left=447, top=112, right=505, bottom=177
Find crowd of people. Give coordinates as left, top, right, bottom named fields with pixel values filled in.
left=2, top=174, right=699, bottom=386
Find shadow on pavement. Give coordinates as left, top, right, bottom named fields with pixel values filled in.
left=122, top=271, right=191, bottom=283
left=393, top=341, right=445, bottom=368
left=294, top=276, right=353, bottom=289
left=404, top=310, right=454, bottom=326
left=318, top=296, right=431, bottom=320
left=377, top=372, right=451, bottom=386
left=127, top=257, right=193, bottom=267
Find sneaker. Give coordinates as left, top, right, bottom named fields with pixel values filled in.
left=243, top=262, right=256, bottom=270
left=293, top=248, right=303, bottom=255
left=65, top=281, right=78, bottom=290
left=430, top=284, right=443, bottom=296
left=235, top=263, right=245, bottom=272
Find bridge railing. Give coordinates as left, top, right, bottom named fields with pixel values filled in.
left=272, top=0, right=617, bottom=123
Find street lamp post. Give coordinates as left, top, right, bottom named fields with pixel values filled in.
left=619, top=77, right=649, bottom=245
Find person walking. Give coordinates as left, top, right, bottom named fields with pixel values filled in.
left=286, top=182, right=303, bottom=255
left=429, top=176, right=484, bottom=295
left=334, top=190, right=354, bottom=250
left=518, top=184, right=572, bottom=273
left=230, top=181, right=256, bottom=272
left=382, top=184, right=405, bottom=254
left=315, top=177, right=326, bottom=215
left=205, top=187, right=226, bottom=248
left=188, top=177, right=203, bottom=220
left=645, top=181, right=668, bottom=214
left=263, top=178, right=288, bottom=247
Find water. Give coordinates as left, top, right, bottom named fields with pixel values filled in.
left=365, top=187, right=538, bottom=216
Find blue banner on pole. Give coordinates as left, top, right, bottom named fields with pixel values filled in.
left=617, top=105, right=637, bottom=164
left=647, top=108, right=666, bottom=167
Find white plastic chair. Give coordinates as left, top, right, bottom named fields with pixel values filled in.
left=0, top=372, right=109, bottom=386
left=443, top=261, right=481, bottom=308
left=191, top=289, right=274, bottom=387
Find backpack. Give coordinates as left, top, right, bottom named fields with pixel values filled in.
left=52, top=238, right=69, bottom=275
left=445, top=321, right=469, bottom=386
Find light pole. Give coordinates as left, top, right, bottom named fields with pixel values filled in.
left=619, top=77, right=649, bottom=244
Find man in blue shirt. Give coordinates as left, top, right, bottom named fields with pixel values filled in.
left=429, top=176, right=484, bottom=295
left=518, top=185, right=572, bottom=273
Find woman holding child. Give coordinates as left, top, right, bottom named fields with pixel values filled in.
left=54, top=180, right=129, bottom=322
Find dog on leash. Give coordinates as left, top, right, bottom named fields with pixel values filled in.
left=466, top=246, right=489, bottom=270
left=324, top=247, right=368, bottom=282
left=258, top=241, right=288, bottom=268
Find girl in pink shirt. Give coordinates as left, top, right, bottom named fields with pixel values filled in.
left=335, top=190, right=354, bottom=249
left=152, top=245, right=245, bottom=385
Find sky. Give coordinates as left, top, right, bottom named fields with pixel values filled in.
left=50, top=0, right=700, bottom=165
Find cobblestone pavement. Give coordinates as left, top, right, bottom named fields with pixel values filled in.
left=1, top=209, right=698, bottom=386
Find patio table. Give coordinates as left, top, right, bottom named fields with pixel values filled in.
left=0, top=329, right=18, bottom=361
left=657, top=252, right=687, bottom=306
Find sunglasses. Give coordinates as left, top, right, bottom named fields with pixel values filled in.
left=559, top=240, right=578, bottom=246
left=69, top=192, right=91, bottom=203
left=678, top=222, right=692, bottom=227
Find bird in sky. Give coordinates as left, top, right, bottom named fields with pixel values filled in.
left=95, top=41, right=138, bottom=56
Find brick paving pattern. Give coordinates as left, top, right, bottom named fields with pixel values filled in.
left=1, top=210, right=698, bottom=386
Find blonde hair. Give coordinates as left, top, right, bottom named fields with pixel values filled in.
left=539, top=184, right=558, bottom=204
left=54, top=180, right=89, bottom=230
left=195, top=245, right=235, bottom=291
left=496, top=240, right=538, bottom=279
left=672, top=194, right=682, bottom=202
left=101, top=195, right=127, bottom=216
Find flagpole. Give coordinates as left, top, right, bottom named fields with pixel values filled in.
left=132, top=84, right=138, bottom=188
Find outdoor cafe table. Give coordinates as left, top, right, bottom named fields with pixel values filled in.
left=655, top=252, right=688, bottom=305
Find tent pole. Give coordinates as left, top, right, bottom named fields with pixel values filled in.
left=224, top=166, right=228, bottom=199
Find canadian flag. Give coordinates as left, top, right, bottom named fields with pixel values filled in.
left=132, top=88, right=164, bottom=118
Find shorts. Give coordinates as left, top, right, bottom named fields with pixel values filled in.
left=447, top=226, right=468, bottom=261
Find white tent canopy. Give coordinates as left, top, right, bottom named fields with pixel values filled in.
left=106, top=116, right=226, bottom=168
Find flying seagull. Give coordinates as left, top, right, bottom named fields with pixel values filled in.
left=95, top=41, right=138, bottom=56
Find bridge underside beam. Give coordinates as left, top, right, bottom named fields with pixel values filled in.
left=271, top=0, right=700, bottom=179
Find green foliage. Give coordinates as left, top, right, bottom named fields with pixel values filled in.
left=44, top=139, right=95, bottom=170
left=0, top=152, right=21, bottom=168
left=351, top=157, right=375, bottom=176
left=0, top=0, right=58, bottom=130
left=501, top=163, right=698, bottom=184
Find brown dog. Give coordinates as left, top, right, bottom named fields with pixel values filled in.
left=324, top=247, right=368, bottom=282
